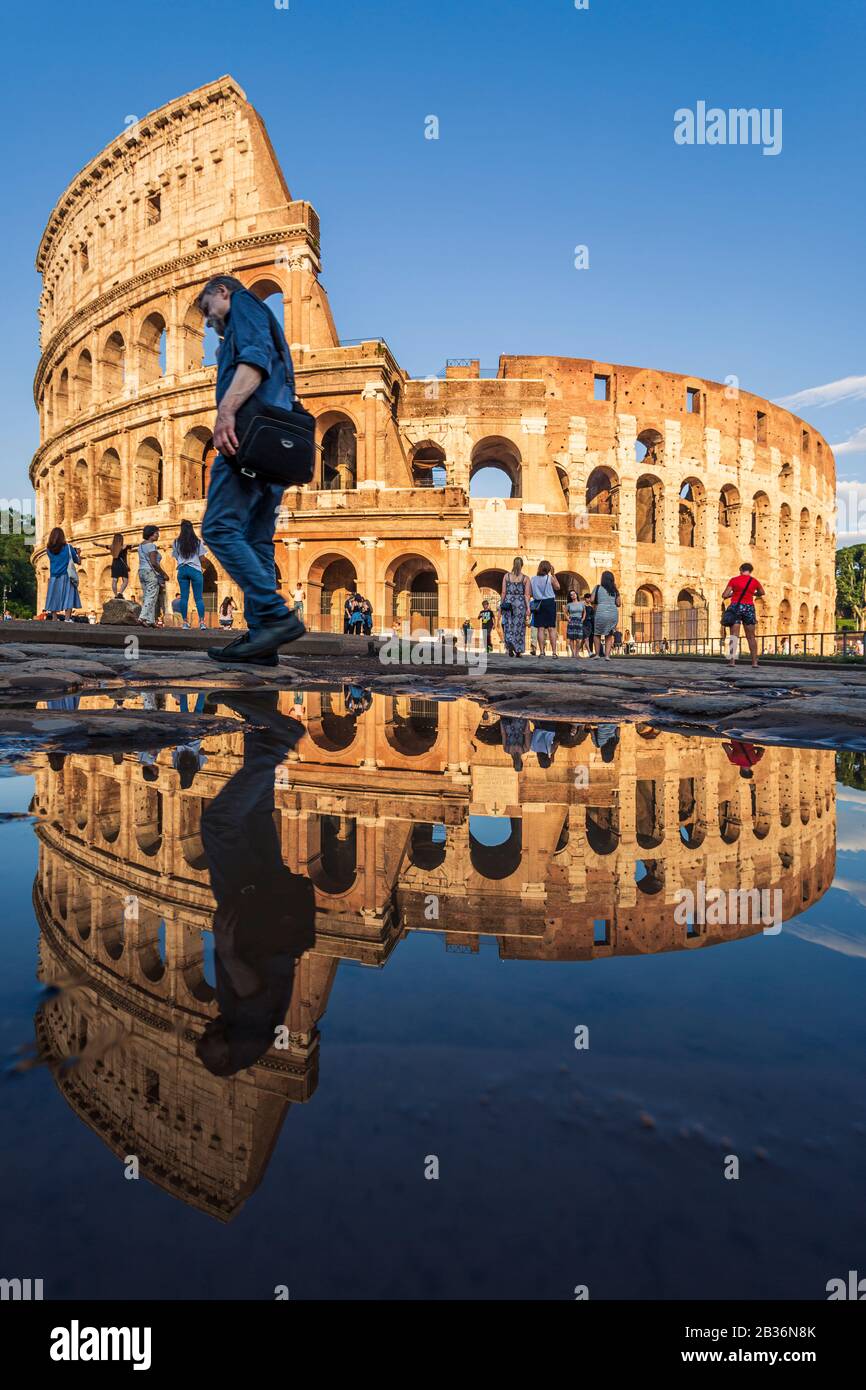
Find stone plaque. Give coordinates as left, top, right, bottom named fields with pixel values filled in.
left=470, top=764, right=519, bottom=816
left=471, top=501, right=519, bottom=550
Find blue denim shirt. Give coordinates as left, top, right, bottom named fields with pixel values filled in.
left=215, top=288, right=295, bottom=410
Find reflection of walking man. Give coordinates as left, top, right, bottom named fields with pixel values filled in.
left=196, top=699, right=315, bottom=1076
left=197, top=275, right=305, bottom=665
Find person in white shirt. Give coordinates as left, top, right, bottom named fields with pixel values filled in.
left=292, top=584, right=305, bottom=620
left=171, top=520, right=209, bottom=629
left=529, top=560, right=561, bottom=657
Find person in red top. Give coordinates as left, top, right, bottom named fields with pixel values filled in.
left=722, top=563, right=764, bottom=668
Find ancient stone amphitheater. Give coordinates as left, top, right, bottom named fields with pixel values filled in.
left=30, top=75, right=836, bottom=638
left=32, top=700, right=835, bottom=1215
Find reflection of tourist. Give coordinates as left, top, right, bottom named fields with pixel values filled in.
left=592, top=723, right=620, bottom=762
left=197, top=699, right=313, bottom=1076
left=501, top=715, right=531, bottom=771
left=723, top=739, right=765, bottom=779
left=530, top=720, right=559, bottom=768
left=344, top=683, right=372, bottom=716
left=172, top=739, right=207, bottom=790
left=500, top=558, right=531, bottom=657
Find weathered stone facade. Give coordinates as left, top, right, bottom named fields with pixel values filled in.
left=32, top=699, right=834, bottom=1214
left=30, top=75, right=836, bottom=637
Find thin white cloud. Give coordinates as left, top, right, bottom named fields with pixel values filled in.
left=775, top=375, right=866, bottom=411
left=833, top=425, right=866, bottom=458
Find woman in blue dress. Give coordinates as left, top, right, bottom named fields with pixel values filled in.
left=499, top=557, right=532, bottom=657
left=44, top=527, right=81, bottom=620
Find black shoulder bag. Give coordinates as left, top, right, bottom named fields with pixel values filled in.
left=231, top=309, right=317, bottom=486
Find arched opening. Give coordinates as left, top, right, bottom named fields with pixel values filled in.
left=586, top=805, right=619, bottom=855
left=179, top=797, right=208, bottom=870
left=179, top=298, right=206, bottom=373
left=469, top=437, right=521, bottom=499
left=134, top=437, right=163, bottom=508
left=751, top=492, right=771, bottom=549
left=309, top=814, right=357, bottom=895
left=632, top=584, right=663, bottom=644
left=96, top=449, right=121, bottom=513
left=388, top=554, right=439, bottom=633
left=409, top=823, right=447, bottom=871
left=179, top=426, right=214, bottom=501
left=102, top=330, right=126, bottom=398
left=798, top=602, right=809, bottom=633
left=556, top=466, right=570, bottom=508
left=586, top=465, right=619, bottom=517
left=248, top=278, right=286, bottom=331
left=308, top=554, right=357, bottom=633
left=469, top=816, right=522, bottom=879
left=74, top=349, right=92, bottom=412
left=306, top=691, right=359, bottom=752
left=72, top=459, right=88, bottom=521
left=679, top=778, right=705, bottom=847
left=96, top=776, right=121, bottom=843
left=636, top=779, right=664, bottom=849
left=411, top=442, right=447, bottom=488
left=386, top=696, right=439, bottom=756
left=138, top=311, right=167, bottom=387
left=799, top=509, right=811, bottom=576
left=778, top=599, right=792, bottom=633
left=678, top=478, right=705, bottom=548
left=475, top=568, right=506, bottom=610
left=718, top=799, right=740, bottom=844
left=321, top=419, right=357, bottom=490
left=675, top=589, right=703, bottom=640
left=636, top=474, right=663, bottom=543
left=635, top=860, right=664, bottom=895
left=634, top=427, right=663, bottom=466
left=779, top=504, right=793, bottom=564
left=56, top=368, right=70, bottom=423
left=134, top=785, right=163, bottom=857
left=719, top=484, right=740, bottom=532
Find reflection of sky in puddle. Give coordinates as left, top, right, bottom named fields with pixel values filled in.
left=1, top=691, right=865, bottom=1300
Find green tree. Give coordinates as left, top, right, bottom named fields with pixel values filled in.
left=0, top=508, right=37, bottom=617
left=836, top=544, right=866, bottom=626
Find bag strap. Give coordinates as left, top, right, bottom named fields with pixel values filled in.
left=739, top=577, right=757, bottom=603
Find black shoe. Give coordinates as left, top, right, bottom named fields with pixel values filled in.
left=208, top=615, right=305, bottom=663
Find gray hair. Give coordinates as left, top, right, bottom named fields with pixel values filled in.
left=196, top=275, right=246, bottom=311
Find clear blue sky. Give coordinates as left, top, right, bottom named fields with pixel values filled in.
left=1, top=0, right=863, bottom=510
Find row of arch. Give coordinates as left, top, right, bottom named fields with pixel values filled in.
left=39, top=277, right=287, bottom=436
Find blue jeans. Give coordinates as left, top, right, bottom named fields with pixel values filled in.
left=201, top=455, right=289, bottom=632
left=177, top=564, right=205, bottom=623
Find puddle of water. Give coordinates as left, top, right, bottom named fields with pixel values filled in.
left=1, top=688, right=864, bottom=1300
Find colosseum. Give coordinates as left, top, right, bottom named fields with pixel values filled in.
left=30, top=74, right=836, bottom=638
left=31, top=698, right=835, bottom=1214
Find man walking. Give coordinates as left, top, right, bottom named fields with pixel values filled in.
left=197, top=275, right=305, bottom=665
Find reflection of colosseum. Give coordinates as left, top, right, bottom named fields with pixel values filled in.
left=31, top=75, right=835, bottom=637
left=31, top=697, right=835, bottom=1215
